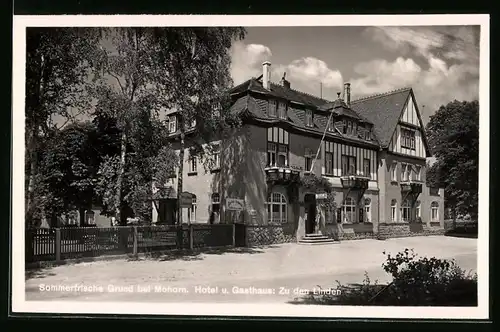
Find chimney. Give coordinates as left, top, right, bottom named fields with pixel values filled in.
left=281, top=72, right=291, bottom=89
left=343, top=82, right=351, bottom=107
left=262, top=61, right=271, bottom=90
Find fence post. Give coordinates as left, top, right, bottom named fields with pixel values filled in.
left=55, top=228, right=61, bottom=262
left=189, top=224, right=194, bottom=250
left=232, top=224, right=236, bottom=247
left=133, top=226, right=138, bottom=256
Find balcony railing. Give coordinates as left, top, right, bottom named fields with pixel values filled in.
left=264, top=165, right=301, bottom=184
left=340, top=173, right=370, bottom=189
left=400, top=179, right=423, bottom=193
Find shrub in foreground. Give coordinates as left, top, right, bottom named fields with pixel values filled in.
left=298, top=249, right=477, bottom=306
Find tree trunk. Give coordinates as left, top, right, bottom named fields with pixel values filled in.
left=115, top=130, right=127, bottom=225
left=25, top=128, right=38, bottom=224
left=177, top=131, right=185, bottom=226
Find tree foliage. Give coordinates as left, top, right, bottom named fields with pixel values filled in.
left=25, top=27, right=246, bottom=226
left=425, top=100, right=479, bottom=219
left=146, top=27, right=247, bottom=224
left=25, top=27, right=102, bottom=223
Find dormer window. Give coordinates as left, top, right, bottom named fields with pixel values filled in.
left=364, top=127, right=371, bottom=140
left=327, top=117, right=335, bottom=132
left=268, top=99, right=277, bottom=117
left=346, top=120, right=353, bottom=135
left=305, top=109, right=313, bottom=127
left=278, top=101, right=287, bottom=120
left=168, top=115, right=177, bottom=133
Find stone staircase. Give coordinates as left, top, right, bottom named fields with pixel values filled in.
left=298, top=233, right=337, bottom=245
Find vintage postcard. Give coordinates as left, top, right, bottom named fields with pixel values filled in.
left=11, top=14, right=489, bottom=319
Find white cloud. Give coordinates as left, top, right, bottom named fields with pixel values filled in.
left=350, top=57, right=421, bottom=95
left=230, top=42, right=343, bottom=98
left=273, top=57, right=343, bottom=97
left=353, top=26, right=479, bottom=123
left=230, top=41, right=272, bottom=85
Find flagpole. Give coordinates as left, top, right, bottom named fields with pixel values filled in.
left=309, top=108, right=335, bottom=173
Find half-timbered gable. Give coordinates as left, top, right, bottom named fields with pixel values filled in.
left=350, top=87, right=431, bottom=159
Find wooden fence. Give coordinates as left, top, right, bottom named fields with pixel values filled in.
left=26, top=224, right=237, bottom=263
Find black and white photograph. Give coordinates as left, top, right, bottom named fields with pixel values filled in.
left=11, top=15, right=489, bottom=319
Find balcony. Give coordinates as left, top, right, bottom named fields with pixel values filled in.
left=340, top=174, right=370, bottom=189
left=264, top=165, right=301, bottom=184
left=400, top=179, right=423, bottom=194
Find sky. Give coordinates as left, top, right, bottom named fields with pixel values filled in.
left=229, top=25, right=480, bottom=124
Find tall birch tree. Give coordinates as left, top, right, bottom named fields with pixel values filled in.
left=147, top=28, right=246, bottom=224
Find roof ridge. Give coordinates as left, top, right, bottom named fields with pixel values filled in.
left=350, top=87, right=412, bottom=104
left=269, top=81, right=331, bottom=103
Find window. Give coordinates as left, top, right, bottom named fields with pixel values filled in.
left=304, top=148, right=313, bottom=172
left=210, top=193, right=220, bottom=224
left=266, top=192, right=287, bottom=224
left=267, top=142, right=277, bottom=166
left=327, top=117, right=335, bottom=132
left=391, top=199, right=397, bottom=222
left=401, top=163, right=411, bottom=182
left=391, top=162, right=397, bottom=182
left=342, top=119, right=347, bottom=134
left=401, top=199, right=411, bottom=222
left=416, top=200, right=421, bottom=219
left=415, top=165, right=422, bottom=181
left=341, top=197, right=357, bottom=223
left=341, top=155, right=356, bottom=176
left=187, top=195, right=197, bottom=223
left=84, top=211, right=95, bottom=225
left=211, top=143, right=221, bottom=170
left=430, top=187, right=440, bottom=195
left=401, top=128, right=416, bottom=150
left=431, top=201, right=439, bottom=222
left=325, top=152, right=333, bottom=175
left=305, top=109, right=313, bottom=127
left=278, top=145, right=288, bottom=167
left=364, top=127, right=371, bottom=140
left=268, top=99, right=277, bottom=117
left=364, top=198, right=371, bottom=223
left=189, top=156, right=198, bottom=173
left=278, top=101, right=287, bottom=119
left=363, top=158, right=370, bottom=177
left=347, top=121, right=353, bottom=135
left=267, top=127, right=289, bottom=167
left=168, top=115, right=177, bottom=133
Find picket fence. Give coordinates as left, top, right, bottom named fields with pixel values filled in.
left=25, top=224, right=239, bottom=263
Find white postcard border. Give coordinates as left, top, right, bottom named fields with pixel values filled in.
left=11, top=14, right=490, bottom=319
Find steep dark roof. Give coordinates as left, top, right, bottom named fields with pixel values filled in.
left=231, top=78, right=330, bottom=108
left=350, top=88, right=412, bottom=148
left=229, top=78, right=381, bottom=147
left=319, top=99, right=368, bottom=122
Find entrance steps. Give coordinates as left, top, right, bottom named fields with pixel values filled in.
left=298, top=233, right=337, bottom=245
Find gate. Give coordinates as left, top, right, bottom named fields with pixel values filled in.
left=234, top=223, right=246, bottom=247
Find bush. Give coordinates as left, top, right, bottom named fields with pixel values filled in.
left=295, top=249, right=477, bottom=306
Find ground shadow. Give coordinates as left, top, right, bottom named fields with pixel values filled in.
left=25, top=267, right=57, bottom=280
left=445, top=231, right=478, bottom=239
left=142, top=245, right=268, bottom=262
left=287, top=280, right=478, bottom=306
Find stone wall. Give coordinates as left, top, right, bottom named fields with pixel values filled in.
left=246, top=224, right=296, bottom=246
left=323, top=223, right=376, bottom=241
left=378, top=222, right=445, bottom=240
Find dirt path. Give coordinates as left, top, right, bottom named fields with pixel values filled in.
left=25, top=236, right=477, bottom=303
